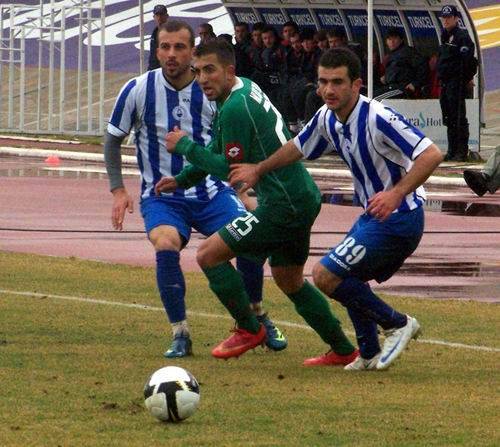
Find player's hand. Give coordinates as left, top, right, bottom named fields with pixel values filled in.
left=366, top=190, right=404, bottom=221
left=165, top=126, right=188, bottom=153
left=405, top=83, right=416, bottom=93
left=111, top=187, right=134, bottom=231
left=228, top=163, right=260, bottom=194
left=155, top=176, right=178, bottom=195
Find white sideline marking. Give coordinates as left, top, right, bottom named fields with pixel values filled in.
left=1, top=289, right=499, bottom=353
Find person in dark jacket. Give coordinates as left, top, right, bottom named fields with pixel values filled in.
left=437, top=5, right=476, bottom=162
left=374, top=27, right=428, bottom=100
left=233, top=22, right=253, bottom=77
left=255, top=26, right=287, bottom=111
left=147, top=5, right=169, bottom=71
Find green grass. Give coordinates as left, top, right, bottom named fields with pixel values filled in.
left=0, top=251, right=499, bottom=446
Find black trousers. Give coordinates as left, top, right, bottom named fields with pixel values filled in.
left=440, top=79, right=469, bottom=160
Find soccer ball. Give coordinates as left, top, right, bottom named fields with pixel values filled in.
left=144, top=366, right=200, bottom=422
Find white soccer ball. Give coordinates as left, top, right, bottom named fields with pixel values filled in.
left=144, top=366, right=200, bottom=422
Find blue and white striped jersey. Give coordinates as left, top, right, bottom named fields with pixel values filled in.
left=294, top=95, right=433, bottom=212
left=107, top=68, right=226, bottom=200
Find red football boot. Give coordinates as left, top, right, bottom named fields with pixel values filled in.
left=212, top=324, right=266, bottom=359
left=303, top=349, right=359, bottom=366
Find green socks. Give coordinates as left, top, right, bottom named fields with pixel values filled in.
left=203, top=262, right=260, bottom=334
left=288, top=281, right=355, bottom=355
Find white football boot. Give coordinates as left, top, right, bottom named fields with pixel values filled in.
left=376, top=316, right=421, bottom=370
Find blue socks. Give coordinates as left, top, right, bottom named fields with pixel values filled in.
left=346, top=307, right=380, bottom=359
left=333, top=277, right=407, bottom=331
left=236, top=256, right=264, bottom=305
left=156, top=250, right=186, bottom=323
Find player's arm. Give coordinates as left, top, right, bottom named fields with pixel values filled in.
left=166, top=127, right=230, bottom=180
left=229, top=107, right=331, bottom=192
left=228, top=140, right=302, bottom=192
left=104, top=131, right=134, bottom=231
left=105, top=78, right=138, bottom=230
left=367, top=143, right=443, bottom=220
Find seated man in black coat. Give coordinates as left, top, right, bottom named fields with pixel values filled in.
left=374, top=27, right=428, bottom=100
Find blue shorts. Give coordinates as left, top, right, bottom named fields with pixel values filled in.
left=320, top=207, right=424, bottom=283
left=140, top=188, right=246, bottom=245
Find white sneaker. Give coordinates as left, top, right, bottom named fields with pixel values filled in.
left=344, top=353, right=380, bottom=371
left=376, top=316, right=421, bottom=370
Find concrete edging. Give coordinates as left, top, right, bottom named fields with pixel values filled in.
left=0, top=146, right=467, bottom=187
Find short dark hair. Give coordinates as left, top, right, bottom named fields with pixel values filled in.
left=300, top=29, right=315, bottom=41
left=319, top=48, right=361, bottom=81
left=234, top=22, right=249, bottom=31
left=194, top=39, right=236, bottom=66
left=283, top=21, right=299, bottom=32
left=315, top=30, right=328, bottom=41
left=199, top=22, right=214, bottom=33
left=159, top=20, right=195, bottom=47
left=327, top=29, right=347, bottom=40
left=252, top=22, right=266, bottom=32
left=217, top=33, right=233, bottom=45
left=261, top=25, right=279, bottom=39
left=386, top=27, right=404, bottom=39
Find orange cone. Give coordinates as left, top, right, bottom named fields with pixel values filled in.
left=45, top=155, right=61, bottom=166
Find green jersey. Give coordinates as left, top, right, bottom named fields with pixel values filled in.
left=174, top=77, right=320, bottom=226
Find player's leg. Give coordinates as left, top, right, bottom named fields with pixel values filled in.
left=196, top=232, right=265, bottom=359
left=195, top=188, right=287, bottom=351
left=267, top=224, right=357, bottom=366
left=315, top=210, right=424, bottom=370
left=141, top=196, right=192, bottom=358
left=271, top=264, right=357, bottom=366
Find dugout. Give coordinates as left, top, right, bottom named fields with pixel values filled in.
left=221, top=0, right=484, bottom=155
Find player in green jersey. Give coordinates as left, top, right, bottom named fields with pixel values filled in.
left=155, top=39, right=357, bottom=363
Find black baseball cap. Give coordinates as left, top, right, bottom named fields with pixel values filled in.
left=153, top=5, right=168, bottom=15
left=440, top=5, right=459, bottom=17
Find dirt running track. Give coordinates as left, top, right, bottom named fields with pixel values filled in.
left=0, top=156, right=499, bottom=302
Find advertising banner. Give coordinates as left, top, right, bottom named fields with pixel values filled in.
left=313, top=8, right=345, bottom=30
left=255, top=8, right=288, bottom=30
left=286, top=8, right=316, bottom=30
left=227, top=7, right=261, bottom=25
left=382, top=99, right=480, bottom=153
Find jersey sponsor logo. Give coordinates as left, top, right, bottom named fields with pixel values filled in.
left=225, top=142, right=244, bottom=162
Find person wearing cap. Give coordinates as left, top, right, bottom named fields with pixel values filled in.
left=437, top=5, right=476, bottom=162
left=374, top=27, right=428, bottom=100
left=148, top=5, right=169, bottom=71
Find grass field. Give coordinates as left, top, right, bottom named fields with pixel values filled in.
left=0, top=251, right=499, bottom=446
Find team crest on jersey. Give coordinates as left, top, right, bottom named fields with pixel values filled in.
left=225, top=142, right=244, bottom=162
left=172, top=105, right=184, bottom=120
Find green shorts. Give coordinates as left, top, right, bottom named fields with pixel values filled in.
left=218, top=204, right=319, bottom=267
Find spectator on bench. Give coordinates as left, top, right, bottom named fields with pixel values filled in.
left=282, top=29, right=322, bottom=134
left=233, top=22, right=254, bottom=78
left=281, top=21, right=299, bottom=48
left=314, top=29, right=329, bottom=52
left=198, top=23, right=216, bottom=44
left=303, top=29, right=368, bottom=123
left=252, top=26, right=287, bottom=113
left=248, top=22, right=266, bottom=77
left=374, top=27, right=428, bottom=100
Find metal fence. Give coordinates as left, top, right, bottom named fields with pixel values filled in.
left=0, top=0, right=107, bottom=135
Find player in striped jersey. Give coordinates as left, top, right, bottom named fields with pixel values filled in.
left=104, top=20, right=287, bottom=358
left=156, top=40, right=357, bottom=363
left=229, top=48, right=444, bottom=370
